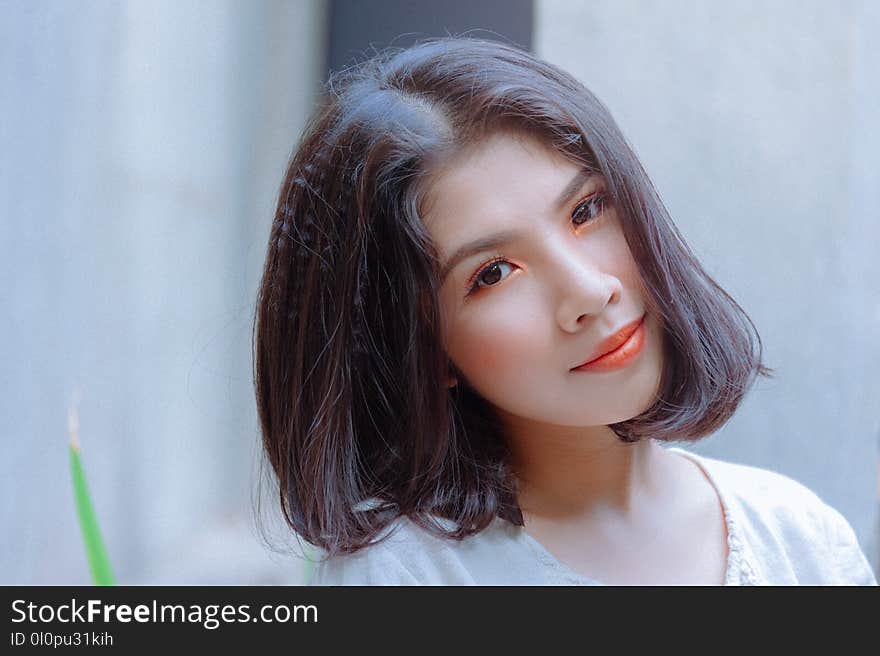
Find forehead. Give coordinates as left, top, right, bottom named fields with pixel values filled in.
left=420, top=131, right=579, bottom=240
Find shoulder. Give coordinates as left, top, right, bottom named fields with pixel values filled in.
left=309, top=515, right=496, bottom=586
left=669, top=447, right=836, bottom=525
left=668, top=447, right=877, bottom=585
left=694, top=451, right=829, bottom=517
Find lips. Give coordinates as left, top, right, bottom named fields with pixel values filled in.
left=572, top=313, right=646, bottom=370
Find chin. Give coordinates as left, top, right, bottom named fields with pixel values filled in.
left=572, top=398, right=655, bottom=427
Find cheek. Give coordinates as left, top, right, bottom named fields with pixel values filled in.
left=448, top=303, right=544, bottom=382
left=602, top=223, right=641, bottom=282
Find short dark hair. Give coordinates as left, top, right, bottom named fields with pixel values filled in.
left=253, top=37, right=773, bottom=557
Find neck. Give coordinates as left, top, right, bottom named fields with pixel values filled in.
left=499, top=413, right=668, bottom=523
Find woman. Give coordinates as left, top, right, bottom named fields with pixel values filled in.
left=253, top=37, right=876, bottom=585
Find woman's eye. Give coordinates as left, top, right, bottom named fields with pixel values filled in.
left=468, top=259, right=514, bottom=294
left=572, top=193, right=607, bottom=226
left=464, top=192, right=608, bottom=298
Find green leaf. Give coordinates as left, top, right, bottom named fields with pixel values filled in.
left=303, top=546, right=316, bottom=584
left=70, top=440, right=116, bottom=586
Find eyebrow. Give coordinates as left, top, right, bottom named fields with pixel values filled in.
left=438, top=167, right=598, bottom=284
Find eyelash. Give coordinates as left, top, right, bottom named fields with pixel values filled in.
left=464, top=191, right=609, bottom=297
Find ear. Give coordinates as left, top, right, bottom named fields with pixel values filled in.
left=446, top=360, right=461, bottom=389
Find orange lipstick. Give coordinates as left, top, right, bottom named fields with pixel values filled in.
left=571, top=314, right=647, bottom=373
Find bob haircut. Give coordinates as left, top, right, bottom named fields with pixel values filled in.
left=253, top=37, right=773, bottom=557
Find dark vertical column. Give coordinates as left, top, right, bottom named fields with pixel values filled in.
left=326, top=0, right=534, bottom=77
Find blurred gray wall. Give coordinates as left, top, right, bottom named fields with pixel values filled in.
left=326, top=0, right=532, bottom=75
left=1, top=0, right=327, bottom=584
left=536, top=0, right=879, bottom=571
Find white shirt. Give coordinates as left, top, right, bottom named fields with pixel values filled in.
left=310, top=447, right=878, bottom=585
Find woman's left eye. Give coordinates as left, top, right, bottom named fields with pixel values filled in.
left=572, top=193, right=607, bottom=226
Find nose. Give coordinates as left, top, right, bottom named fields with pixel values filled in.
left=551, top=247, right=623, bottom=333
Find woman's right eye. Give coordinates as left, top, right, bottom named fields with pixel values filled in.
left=467, top=258, right=515, bottom=296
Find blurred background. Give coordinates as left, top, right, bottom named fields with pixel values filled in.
left=2, top=0, right=877, bottom=584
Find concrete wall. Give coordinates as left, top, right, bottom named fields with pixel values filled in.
left=535, top=0, right=879, bottom=571
left=1, top=0, right=327, bottom=584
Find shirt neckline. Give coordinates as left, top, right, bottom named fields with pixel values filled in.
left=511, top=446, right=747, bottom=585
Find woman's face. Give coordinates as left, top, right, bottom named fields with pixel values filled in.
left=421, top=130, right=665, bottom=428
